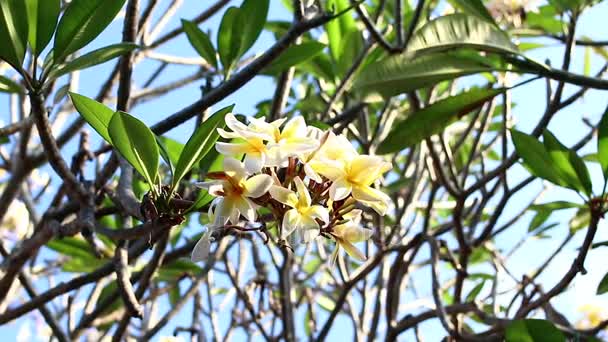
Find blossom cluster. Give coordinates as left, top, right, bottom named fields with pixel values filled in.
left=487, top=0, right=540, bottom=27
left=191, top=114, right=392, bottom=263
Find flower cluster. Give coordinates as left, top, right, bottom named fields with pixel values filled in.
left=487, top=0, right=540, bottom=27
left=191, top=114, right=392, bottom=263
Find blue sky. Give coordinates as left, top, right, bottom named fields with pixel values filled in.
left=1, top=0, right=608, bottom=340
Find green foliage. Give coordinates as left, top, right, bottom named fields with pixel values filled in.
left=51, top=43, right=138, bottom=79
left=217, top=7, right=244, bottom=75
left=512, top=129, right=594, bottom=197
left=0, top=0, right=29, bottom=68
left=0, top=75, right=22, bottom=93
left=511, top=130, right=564, bottom=186
left=377, top=88, right=505, bottom=154
left=262, top=42, right=326, bottom=75
left=239, top=0, right=269, bottom=57
left=406, top=14, right=518, bottom=56
left=505, top=319, right=565, bottom=342
left=597, top=272, right=608, bottom=294
left=108, top=111, right=160, bottom=187
left=25, top=0, right=59, bottom=55
left=354, top=53, right=497, bottom=100
left=542, top=131, right=592, bottom=196
left=69, top=92, right=114, bottom=144
left=182, top=19, right=217, bottom=69
left=325, top=0, right=357, bottom=61
left=171, top=105, right=233, bottom=191
left=598, top=106, right=608, bottom=182
left=53, top=0, right=126, bottom=62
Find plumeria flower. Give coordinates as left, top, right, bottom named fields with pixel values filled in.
left=216, top=114, right=318, bottom=173
left=270, top=177, right=329, bottom=242
left=308, top=131, right=358, bottom=174
left=330, top=209, right=373, bottom=264
left=315, top=154, right=392, bottom=215
left=191, top=205, right=216, bottom=262
left=261, top=116, right=319, bottom=165
left=216, top=114, right=275, bottom=173
left=196, top=157, right=272, bottom=227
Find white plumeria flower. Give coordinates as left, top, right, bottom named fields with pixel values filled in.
left=216, top=114, right=274, bottom=173
left=330, top=209, right=373, bottom=263
left=196, top=157, right=273, bottom=227
left=314, top=154, right=392, bottom=215
left=270, top=177, right=329, bottom=242
left=191, top=205, right=216, bottom=262
left=1, top=200, right=32, bottom=239
left=216, top=114, right=319, bottom=173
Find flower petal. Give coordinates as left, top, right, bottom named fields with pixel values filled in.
left=234, top=197, right=257, bottom=222
left=282, top=209, right=300, bottom=239
left=342, top=225, right=373, bottom=243
left=293, top=177, right=312, bottom=208
left=339, top=239, right=367, bottom=261
left=281, top=116, right=307, bottom=139
left=269, top=185, right=298, bottom=208
left=349, top=156, right=391, bottom=185
left=307, top=205, right=329, bottom=224
left=303, top=163, right=323, bottom=183
left=329, top=177, right=352, bottom=201
left=310, top=158, right=345, bottom=181
left=211, top=198, right=230, bottom=227
left=191, top=233, right=211, bottom=262
left=223, top=157, right=248, bottom=180
left=217, top=127, right=241, bottom=139
left=351, top=185, right=390, bottom=215
left=243, top=174, right=273, bottom=198
left=215, top=142, right=251, bottom=157
left=244, top=153, right=265, bottom=174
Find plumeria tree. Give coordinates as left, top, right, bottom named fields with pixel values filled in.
left=1, top=0, right=608, bottom=341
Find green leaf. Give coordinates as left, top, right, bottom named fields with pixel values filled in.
left=447, top=0, right=497, bottom=25
left=528, top=209, right=551, bottom=233
left=51, top=43, right=138, bottom=79
left=217, top=7, right=243, bottom=75
left=157, top=260, right=202, bottom=282
left=63, top=257, right=108, bottom=273
left=172, top=105, right=232, bottom=190
left=262, top=42, right=326, bottom=75
left=337, top=30, right=363, bottom=76
left=108, top=111, right=160, bottom=185
left=354, top=53, right=497, bottom=100
left=569, top=208, right=590, bottom=234
left=407, top=14, right=518, bottom=56
left=530, top=201, right=583, bottom=212
left=181, top=19, right=217, bottom=68
left=377, top=88, right=505, bottom=154
left=69, top=92, right=114, bottom=144
left=47, top=237, right=98, bottom=259
left=157, top=136, right=184, bottom=176
left=94, top=281, right=121, bottom=314
left=53, top=0, right=126, bottom=62
left=0, top=0, right=29, bottom=68
left=25, top=0, right=59, bottom=55
left=239, top=0, right=269, bottom=57
left=598, top=106, right=608, bottom=181
left=325, top=0, right=356, bottom=61
left=316, top=294, right=336, bottom=312
left=597, top=272, right=608, bottom=295
left=0, top=75, right=23, bottom=93
left=465, top=280, right=485, bottom=302
left=169, top=286, right=180, bottom=306
left=543, top=130, right=593, bottom=196
left=505, top=319, right=566, bottom=342
left=511, top=130, right=563, bottom=186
